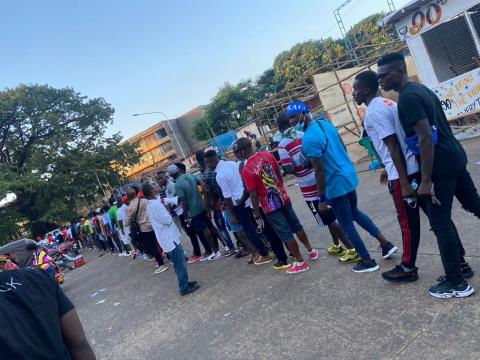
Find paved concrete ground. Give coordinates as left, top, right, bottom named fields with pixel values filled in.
left=64, top=138, right=480, bottom=360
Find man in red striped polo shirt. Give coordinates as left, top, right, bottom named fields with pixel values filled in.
left=276, top=112, right=358, bottom=263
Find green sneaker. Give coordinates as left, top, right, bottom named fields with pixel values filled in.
left=327, top=243, right=346, bottom=256
left=338, top=249, right=361, bottom=264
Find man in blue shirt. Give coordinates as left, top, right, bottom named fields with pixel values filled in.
left=291, top=100, right=396, bottom=273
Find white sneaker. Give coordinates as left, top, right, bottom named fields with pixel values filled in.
left=124, top=251, right=132, bottom=256
left=154, top=265, right=168, bottom=274
left=200, top=254, right=211, bottom=262
left=208, top=251, right=222, bottom=261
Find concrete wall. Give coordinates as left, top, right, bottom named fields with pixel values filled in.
left=172, top=106, right=208, bottom=157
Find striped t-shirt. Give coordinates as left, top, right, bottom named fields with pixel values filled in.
left=278, top=132, right=318, bottom=201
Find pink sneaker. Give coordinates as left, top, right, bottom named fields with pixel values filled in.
left=309, top=249, right=319, bottom=260
left=188, top=255, right=202, bottom=264
left=286, top=261, right=310, bottom=275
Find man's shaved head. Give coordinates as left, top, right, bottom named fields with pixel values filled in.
left=141, top=183, right=155, bottom=199
left=234, top=137, right=254, bottom=160
left=126, top=187, right=136, bottom=200
left=234, top=137, right=252, bottom=151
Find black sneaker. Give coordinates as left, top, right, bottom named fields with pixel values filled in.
left=429, top=280, right=474, bottom=299
left=352, top=259, right=380, bottom=273
left=437, top=262, right=474, bottom=282
left=181, top=283, right=200, bottom=296
left=382, top=265, right=418, bottom=282
left=461, top=263, right=474, bottom=279
left=381, top=242, right=398, bottom=259
left=188, top=281, right=197, bottom=287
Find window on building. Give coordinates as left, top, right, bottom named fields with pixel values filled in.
left=422, top=11, right=480, bottom=82
left=156, top=127, right=168, bottom=140
left=150, top=147, right=164, bottom=162
left=139, top=153, right=152, bottom=165
left=143, top=134, right=158, bottom=149
left=161, top=141, right=175, bottom=154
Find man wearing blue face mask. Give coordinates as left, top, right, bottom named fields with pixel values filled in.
left=276, top=111, right=357, bottom=264
left=296, top=100, right=397, bottom=273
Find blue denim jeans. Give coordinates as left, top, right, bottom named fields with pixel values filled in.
left=329, top=190, right=379, bottom=260
left=167, top=243, right=189, bottom=294
left=213, top=209, right=234, bottom=249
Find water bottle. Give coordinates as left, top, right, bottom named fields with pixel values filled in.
left=405, top=179, right=418, bottom=208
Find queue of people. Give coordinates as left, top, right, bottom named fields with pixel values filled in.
left=69, top=53, right=477, bottom=300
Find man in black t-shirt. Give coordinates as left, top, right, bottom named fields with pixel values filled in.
left=0, top=269, right=95, bottom=360
left=377, top=52, right=479, bottom=299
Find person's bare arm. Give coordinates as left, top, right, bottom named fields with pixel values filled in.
left=249, top=189, right=264, bottom=231
left=310, top=156, right=329, bottom=213
left=382, top=134, right=414, bottom=197
left=250, top=189, right=261, bottom=219
left=61, top=309, right=96, bottom=360
left=180, top=197, right=189, bottom=219
left=203, top=190, right=214, bottom=218
left=413, top=119, right=434, bottom=197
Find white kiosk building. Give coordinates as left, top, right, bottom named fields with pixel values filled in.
left=382, top=0, right=480, bottom=125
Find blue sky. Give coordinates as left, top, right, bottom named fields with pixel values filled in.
left=1, top=0, right=409, bottom=139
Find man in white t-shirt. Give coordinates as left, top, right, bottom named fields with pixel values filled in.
left=353, top=70, right=424, bottom=282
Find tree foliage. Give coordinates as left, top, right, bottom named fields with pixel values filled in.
left=192, top=70, right=284, bottom=141
left=273, top=40, right=325, bottom=88
left=0, top=84, right=138, bottom=244
left=346, top=13, right=398, bottom=60
left=189, top=12, right=395, bottom=143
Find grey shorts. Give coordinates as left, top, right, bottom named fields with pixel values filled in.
left=265, top=203, right=303, bottom=243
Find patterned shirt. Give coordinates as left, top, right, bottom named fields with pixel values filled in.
left=278, top=129, right=318, bottom=201
left=241, top=151, right=290, bottom=214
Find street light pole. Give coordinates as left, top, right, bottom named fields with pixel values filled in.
left=132, top=111, right=186, bottom=160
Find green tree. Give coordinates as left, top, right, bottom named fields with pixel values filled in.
left=191, top=118, right=212, bottom=143
left=191, top=70, right=286, bottom=142
left=191, top=12, right=397, bottom=142
left=346, top=12, right=398, bottom=60
left=192, top=81, right=256, bottom=141
left=253, top=68, right=285, bottom=100
left=0, top=84, right=138, bottom=243
left=273, top=40, right=327, bottom=88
